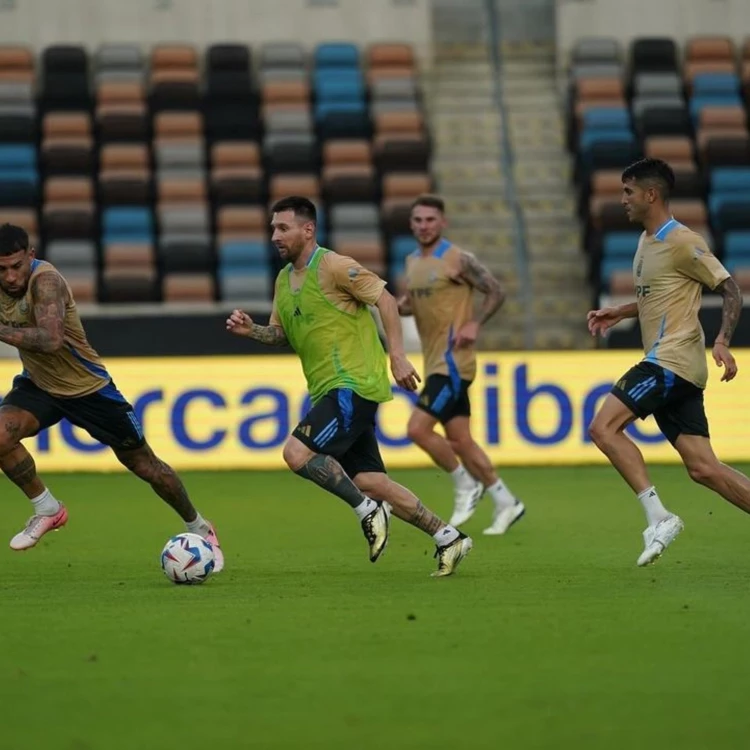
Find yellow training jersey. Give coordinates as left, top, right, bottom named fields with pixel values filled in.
left=633, top=218, right=730, bottom=389
left=405, top=239, right=476, bottom=382
left=0, top=259, right=110, bottom=397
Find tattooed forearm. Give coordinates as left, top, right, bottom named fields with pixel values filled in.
left=408, top=502, right=445, bottom=536
left=295, top=453, right=367, bottom=509
left=0, top=272, right=66, bottom=353
left=716, top=277, right=743, bottom=345
left=250, top=323, right=288, bottom=347
left=458, top=251, right=506, bottom=325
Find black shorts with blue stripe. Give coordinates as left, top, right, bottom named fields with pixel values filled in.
left=292, top=388, right=386, bottom=477
left=1, top=374, right=145, bottom=451
left=416, top=373, right=472, bottom=425
left=610, top=360, right=709, bottom=446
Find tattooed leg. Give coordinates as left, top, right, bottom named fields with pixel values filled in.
left=0, top=406, right=47, bottom=498
left=0, top=444, right=46, bottom=499
left=294, top=453, right=369, bottom=509
left=114, top=443, right=199, bottom=522
left=353, top=472, right=448, bottom=536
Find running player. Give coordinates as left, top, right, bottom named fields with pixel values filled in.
left=397, top=194, right=525, bottom=534
left=588, top=158, right=750, bottom=566
left=226, top=196, right=472, bottom=577
left=0, top=223, right=223, bottom=569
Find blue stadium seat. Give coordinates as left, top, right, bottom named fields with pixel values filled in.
left=314, top=43, right=359, bottom=70
left=723, top=231, right=750, bottom=261
left=218, top=240, right=268, bottom=269
left=390, top=235, right=416, bottom=263
left=582, top=108, right=631, bottom=131
left=689, top=95, right=744, bottom=123
left=579, top=129, right=635, bottom=152
left=0, top=144, right=38, bottom=205
left=602, top=232, right=641, bottom=259
left=102, top=207, right=154, bottom=243
left=315, top=101, right=370, bottom=139
left=316, top=77, right=365, bottom=104
left=0, top=144, right=36, bottom=170
left=711, top=168, right=750, bottom=193
left=692, top=73, right=740, bottom=97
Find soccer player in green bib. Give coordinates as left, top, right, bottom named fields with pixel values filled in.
left=227, top=197, right=472, bottom=576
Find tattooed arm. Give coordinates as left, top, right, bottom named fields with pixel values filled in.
left=457, top=250, right=506, bottom=325
left=0, top=273, right=66, bottom=353
left=715, top=276, right=742, bottom=346
left=712, top=277, right=742, bottom=383
left=225, top=308, right=289, bottom=346
left=452, top=250, right=506, bottom=349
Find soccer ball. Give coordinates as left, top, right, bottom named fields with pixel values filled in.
left=160, top=533, right=215, bottom=585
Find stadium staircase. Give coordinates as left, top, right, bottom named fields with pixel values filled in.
left=428, top=0, right=594, bottom=350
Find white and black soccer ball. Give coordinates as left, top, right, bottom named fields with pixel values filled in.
left=160, top=533, right=215, bottom=585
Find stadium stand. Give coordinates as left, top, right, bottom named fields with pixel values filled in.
left=0, top=40, right=430, bottom=304
left=569, top=34, right=750, bottom=298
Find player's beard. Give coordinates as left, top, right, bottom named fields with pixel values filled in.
left=418, top=232, right=441, bottom=249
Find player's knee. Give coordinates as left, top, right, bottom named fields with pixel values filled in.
left=406, top=421, right=430, bottom=446
left=282, top=437, right=311, bottom=472
left=686, top=459, right=720, bottom=487
left=588, top=418, right=611, bottom=448
left=354, top=472, right=389, bottom=497
left=116, top=446, right=157, bottom=480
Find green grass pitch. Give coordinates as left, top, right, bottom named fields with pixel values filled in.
left=1, top=465, right=749, bottom=750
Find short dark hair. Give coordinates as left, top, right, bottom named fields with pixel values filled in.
left=271, top=196, right=317, bottom=225
left=0, top=223, right=29, bottom=256
left=621, top=158, right=675, bottom=201
left=411, top=194, right=445, bottom=213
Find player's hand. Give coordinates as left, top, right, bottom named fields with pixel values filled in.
left=587, top=307, right=623, bottom=337
left=453, top=321, right=480, bottom=349
left=226, top=309, right=253, bottom=337
left=713, top=341, right=738, bottom=382
left=390, top=353, right=421, bottom=392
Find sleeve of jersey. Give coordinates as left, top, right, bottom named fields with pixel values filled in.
left=329, top=255, right=387, bottom=305
left=674, top=242, right=731, bottom=290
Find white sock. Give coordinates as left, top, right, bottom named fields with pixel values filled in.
left=185, top=513, right=210, bottom=535
left=637, top=486, right=671, bottom=526
left=31, top=488, right=61, bottom=517
left=353, top=497, right=377, bottom=521
left=451, top=465, right=475, bottom=490
left=433, top=525, right=460, bottom=547
left=486, top=478, right=516, bottom=509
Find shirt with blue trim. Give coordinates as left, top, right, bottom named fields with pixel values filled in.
left=633, top=219, right=730, bottom=388
left=405, top=239, right=476, bottom=381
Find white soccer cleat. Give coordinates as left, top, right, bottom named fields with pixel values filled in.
left=483, top=500, right=526, bottom=536
left=449, top=480, right=484, bottom=527
left=432, top=532, right=473, bottom=577
left=10, top=504, right=68, bottom=551
left=637, top=514, right=684, bottom=567
left=361, top=501, right=390, bottom=562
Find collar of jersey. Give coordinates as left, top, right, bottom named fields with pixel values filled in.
left=288, top=245, right=322, bottom=272
left=653, top=217, right=680, bottom=241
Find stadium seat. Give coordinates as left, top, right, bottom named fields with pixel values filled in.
left=41, top=45, right=90, bottom=113
left=93, top=44, right=144, bottom=86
